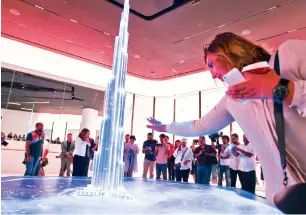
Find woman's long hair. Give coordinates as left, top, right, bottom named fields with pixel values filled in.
left=204, top=32, right=271, bottom=70
left=78, top=128, right=90, bottom=141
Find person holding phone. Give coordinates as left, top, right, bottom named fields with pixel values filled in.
left=24, top=122, right=45, bottom=176
left=146, top=32, right=306, bottom=205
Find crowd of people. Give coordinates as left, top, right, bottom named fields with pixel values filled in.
left=4, top=121, right=261, bottom=195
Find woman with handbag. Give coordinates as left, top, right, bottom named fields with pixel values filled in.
left=147, top=33, right=306, bottom=213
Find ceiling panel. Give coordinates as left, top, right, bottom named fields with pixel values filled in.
left=2, top=0, right=305, bottom=80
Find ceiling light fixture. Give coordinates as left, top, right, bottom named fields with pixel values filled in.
left=21, top=108, right=33, bottom=111
left=242, top=29, right=251, bottom=35
left=8, top=102, right=21, bottom=106
left=24, top=101, right=50, bottom=104
left=9, top=9, right=20, bottom=16
left=35, top=5, right=44, bottom=10
left=12, top=101, right=50, bottom=104
left=70, top=19, right=77, bottom=23
left=133, top=54, right=140, bottom=59
left=103, top=32, right=110, bottom=36
left=172, top=69, right=177, bottom=73
left=192, top=0, right=200, bottom=5
left=179, top=60, right=185, bottom=64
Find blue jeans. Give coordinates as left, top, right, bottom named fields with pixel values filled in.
left=24, top=156, right=41, bottom=176
left=197, top=164, right=212, bottom=184
left=218, top=165, right=231, bottom=187
left=211, top=164, right=218, bottom=179
left=156, top=163, right=167, bottom=180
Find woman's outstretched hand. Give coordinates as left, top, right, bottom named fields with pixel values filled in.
left=146, top=117, right=167, bottom=132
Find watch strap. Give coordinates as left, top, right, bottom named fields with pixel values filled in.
left=273, top=51, right=288, bottom=187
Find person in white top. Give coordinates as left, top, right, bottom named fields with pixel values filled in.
left=236, top=134, right=256, bottom=194
left=124, top=135, right=139, bottom=177
left=221, top=133, right=241, bottom=188
left=218, top=135, right=231, bottom=187
left=173, top=138, right=194, bottom=183
left=147, top=33, right=306, bottom=204
left=73, top=128, right=92, bottom=177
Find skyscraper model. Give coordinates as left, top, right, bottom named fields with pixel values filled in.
left=77, top=0, right=131, bottom=199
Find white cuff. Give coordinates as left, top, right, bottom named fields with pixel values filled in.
left=289, top=80, right=306, bottom=117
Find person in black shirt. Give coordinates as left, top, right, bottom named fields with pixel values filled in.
left=142, top=133, right=157, bottom=178
left=194, top=136, right=217, bottom=184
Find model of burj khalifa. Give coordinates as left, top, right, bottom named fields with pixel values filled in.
left=76, top=0, right=131, bottom=199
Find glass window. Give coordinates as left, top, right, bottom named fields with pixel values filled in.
left=201, top=89, right=231, bottom=137
left=132, top=95, right=154, bottom=177
left=123, top=92, right=134, bottom=135
left=154, top=97, right=174, bottom=143
left=175, top=93, right=199, bottom=146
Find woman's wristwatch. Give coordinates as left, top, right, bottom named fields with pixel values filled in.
left=273, top=78, right=289, bottom=102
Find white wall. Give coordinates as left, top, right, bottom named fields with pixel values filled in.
left=1, top=37, right=226, bottom=97
left=1, top=109, right=102, bottom=139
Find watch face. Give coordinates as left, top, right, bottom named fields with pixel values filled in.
left=273, top=85, right=289, bottom=100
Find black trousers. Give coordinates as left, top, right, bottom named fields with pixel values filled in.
left=240, top=170, right=256, bottom=193
left=167, top=158, right=175, bottom=180
left=72, top=155, right=90, bottom=177
left=176, top=168, right=190, bottom=183
left=230, top=168, right=242, bottom=188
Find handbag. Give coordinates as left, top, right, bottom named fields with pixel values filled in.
left=175, top=147, right=188, bottom=169
left=273, top=51, right=306, bottom=214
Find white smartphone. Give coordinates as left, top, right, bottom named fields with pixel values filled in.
left=223, top=68, right=246, bottom=86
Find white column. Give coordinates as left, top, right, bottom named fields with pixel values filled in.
left=80, top=108, right=99, bottom=137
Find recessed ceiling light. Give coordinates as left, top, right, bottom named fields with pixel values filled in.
left=133, top=54, right=140, bottom=59
left=172, top=69, right=177, bottom=73
left=22, top=87, right=25, bottom=89
left=242, top=29, right=251, bottom=35
left=60, top=107, right=63, bottom=109
left=9, top=9, right=20, bottom=16
left=21, top=108, right=33, bottom=111
left=107, top=45, right=112, bottom=48
left=8, top=102, right=21, bottom=106
left=198, top=22, right=202, bottom=26
left=179, top=61, right=185, bottom=64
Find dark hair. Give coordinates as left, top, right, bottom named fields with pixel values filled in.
left=175, top=140, right=181, bottom=143
left=35, top=122, right=43, bottom=127
left=159, top=133, right=166, bottom=138
left=231, top=133, right=239, bottom=138
left=222, top=135, right=230, bottom=142
left=130, top=135, right=136, bottom=141
left=125, top=134, right=130, bottom=136
left=78, top=128, right=90, bottom=141
left=147, top=132, right=153, bottom=136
